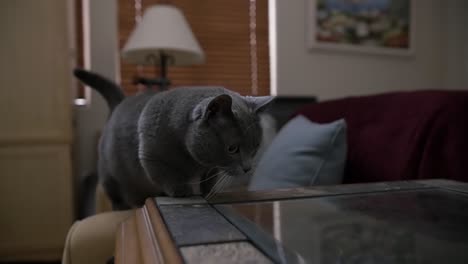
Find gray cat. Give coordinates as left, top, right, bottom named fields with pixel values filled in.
left=74, top=69, right=273, bottom=209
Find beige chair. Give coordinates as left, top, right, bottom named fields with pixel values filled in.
left=62, top=186, right=132, bottom=264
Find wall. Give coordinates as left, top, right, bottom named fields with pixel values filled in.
left=73, top=0, right=117, bottom=215
left=443, top=0, right=468, bottom=88
left=273, top=0, right=468, bottom=100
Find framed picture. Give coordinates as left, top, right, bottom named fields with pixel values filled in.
left=307, top=0, right=414, bottom=56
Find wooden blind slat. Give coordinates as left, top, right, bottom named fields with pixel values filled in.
left=118, top=0, right=270, bottom=96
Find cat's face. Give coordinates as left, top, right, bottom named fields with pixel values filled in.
left=187, top=94, right=273, bottom=177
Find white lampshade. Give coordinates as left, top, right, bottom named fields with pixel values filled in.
left=122, top=5, right=205, bottom=66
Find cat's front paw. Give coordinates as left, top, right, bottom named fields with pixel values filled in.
left=164, top=184, right=193, bottom=197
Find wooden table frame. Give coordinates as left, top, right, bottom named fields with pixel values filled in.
left=116, top=198, right=183, bottom=264
left=115, top=179, right=468, bottom=264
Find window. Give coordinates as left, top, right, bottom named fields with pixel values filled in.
left=118, top=0, right=270, bottom=96
left=73, top=0, right=91, bottom=105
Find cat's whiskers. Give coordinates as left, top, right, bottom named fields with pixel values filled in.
left=213, top=174, right=227, bottom=193
left=205, top=175, right=223, bottom=200
left=187, top=169, right=224, bottom=185
left=245, top=121, right=257, bottom=133
left=205, top=172, right=233, bottom=200
left=205, top=173, right=228, bottom=200
left=217, top=176, right=232, bottom=195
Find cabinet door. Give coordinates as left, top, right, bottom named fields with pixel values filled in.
left=0, top=0, right=73, bottom=261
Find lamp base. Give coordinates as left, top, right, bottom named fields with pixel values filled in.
left=133, top=77, right=171, bottom=91
left=134, top=52, right=172, bottom=91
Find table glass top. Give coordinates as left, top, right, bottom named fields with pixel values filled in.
left=219, top=189, right=468, bottom=263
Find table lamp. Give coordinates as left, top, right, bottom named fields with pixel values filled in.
left=122, top=4, right=205, bottom=90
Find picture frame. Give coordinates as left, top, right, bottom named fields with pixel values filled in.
left=307, top=0, right=414, bottom=56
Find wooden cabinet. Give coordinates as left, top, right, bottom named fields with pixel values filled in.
left=0, top=0, right=73, bottom=261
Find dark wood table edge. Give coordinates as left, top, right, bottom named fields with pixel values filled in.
left=115, top=199, right=184, bottom=264
left=115, top=213, right=142, bottom=263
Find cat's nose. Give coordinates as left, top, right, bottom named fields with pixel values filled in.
left=242, top=165, right=251, bottom=173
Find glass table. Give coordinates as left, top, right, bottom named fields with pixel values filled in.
left=115, top=179, right=468, bottom=264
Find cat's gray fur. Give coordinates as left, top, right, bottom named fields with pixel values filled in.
left=74, top=69, right=273, bottom=209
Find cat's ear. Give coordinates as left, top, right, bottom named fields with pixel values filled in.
left=205, top=94, right=233, bottom=118
left=191, top=94, right=233, bottom=121
left=244, top=96, right=274, bottom=113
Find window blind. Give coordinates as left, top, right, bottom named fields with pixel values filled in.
left=118, top=0, right=270, bottom=96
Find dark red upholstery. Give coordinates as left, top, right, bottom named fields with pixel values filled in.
left=296, top=90, right=468, bottom=183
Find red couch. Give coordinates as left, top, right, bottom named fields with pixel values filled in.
left=296, top=90, right=468, bottom=184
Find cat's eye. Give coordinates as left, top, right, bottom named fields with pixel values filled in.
left=227, top=145, right=239, bottom=154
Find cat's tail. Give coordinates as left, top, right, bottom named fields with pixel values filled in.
left=73, top=68, right=125, bottom=111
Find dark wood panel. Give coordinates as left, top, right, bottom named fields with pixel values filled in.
left=74, top=0, right=85, bottom=99
left=135, top=208, right=165, bottom=263
left=144, top=198, right=184, bottom=264
left=115, top=215, right=143, bottom=264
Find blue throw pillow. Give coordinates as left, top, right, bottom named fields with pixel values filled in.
left=249, top=116, right=347, bottom=191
